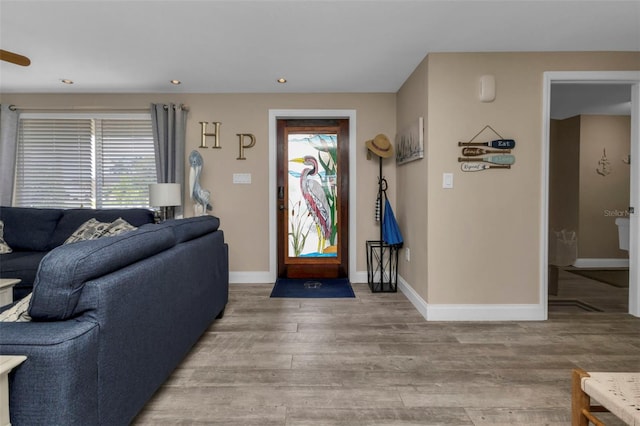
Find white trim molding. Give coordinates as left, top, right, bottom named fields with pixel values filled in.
left=229, top=271, right=273, bottom=284
left=398, top=275, right=545, bottom=321
left=541, top=71, right=640, bottom=319
left=351, top=271, right=368, bottom=284
left=573, top=258, right=630, bottom=268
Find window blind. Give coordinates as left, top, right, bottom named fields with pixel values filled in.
left=15, top=115, right=156, bottom=209
left=16, top=119, right=94, bottom=208
left=96, top=119, right=156, bottom=208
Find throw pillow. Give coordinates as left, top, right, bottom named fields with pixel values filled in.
left=64, top=218, right=111, bottom=244
left=103, top=217, right=137, bottom=237
left=0, top=293, right=32, bottom=322
left=0, top=220, right=13, bottom=254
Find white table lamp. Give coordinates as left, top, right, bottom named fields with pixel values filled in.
left=149, top=183, right=182, bottom=221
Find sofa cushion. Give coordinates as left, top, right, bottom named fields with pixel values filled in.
left=64, top=218, right=137, bottom=244
left=103, top=218, right=137, bottom=237
left=0, top=207, right=63, bottom=251
left=0, top=220, right=12, bottom=254
left=30, top=225, right=176, bottom=321
left=64, top=218, right=112, bottom=244
left=0, top=293, right=32, bottom=322
left=146, top=215, right=220, bottom=243
left=49, top=208, right=154, bottom=248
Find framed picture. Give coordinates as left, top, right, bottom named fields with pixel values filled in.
left=396, top=117, right=424, bottom=165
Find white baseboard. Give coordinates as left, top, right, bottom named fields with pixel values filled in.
left=397, top=275, right=545, bottom=321
left=573, top=258, right=629, bottom=268
left=230, top=270, right=370, bottom=284
left=231, top=271, right=545, bottom=321
left=229, top=271, right=272, bottom=284
left=425, top=303, right=545, bottom=321
left=351, top=271, right=368, bottom=284
left=398, top=275, right=429, bottom=319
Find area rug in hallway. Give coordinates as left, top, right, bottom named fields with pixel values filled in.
left=270, top=278, right=355, bottom=298
left=567, top=268, right=629, bottom=288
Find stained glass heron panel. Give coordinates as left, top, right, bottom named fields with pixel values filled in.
left=287, top=133, right=338, bottom=258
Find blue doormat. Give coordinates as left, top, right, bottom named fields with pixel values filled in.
left=270, top=278, right=355, bottom=298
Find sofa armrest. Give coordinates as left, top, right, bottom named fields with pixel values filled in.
left=0, top=320, right=100, bottom=425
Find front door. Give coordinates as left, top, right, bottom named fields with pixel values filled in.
left=277, top=119, right=349, bottom=278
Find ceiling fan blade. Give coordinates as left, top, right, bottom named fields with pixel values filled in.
left=0, top=49, right=31, bottom=66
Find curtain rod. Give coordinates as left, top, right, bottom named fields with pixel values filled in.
left=8, top=104, right=189, bottom=112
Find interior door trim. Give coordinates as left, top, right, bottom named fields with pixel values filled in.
left=541, top=71, right=640, bottom=319
left=269, top=109, right=357, bottom=282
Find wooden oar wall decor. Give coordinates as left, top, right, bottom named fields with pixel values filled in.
left=458, top=125, right=516, bottom=172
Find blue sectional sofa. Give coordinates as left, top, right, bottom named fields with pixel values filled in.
left=0, top=215, right=229, bottom=425
left=0, top=206, right=156, bottom=300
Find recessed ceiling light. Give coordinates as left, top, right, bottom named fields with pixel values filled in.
left=277, top=78, right=287, bottom=84
left=61, top=79, right=74, bottom=85
left=170, top=79, right=181, bottom=85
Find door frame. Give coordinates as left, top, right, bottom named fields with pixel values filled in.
left=541, top=71, right=640, bottom=318
left=269, top=109, right=357, bottom=282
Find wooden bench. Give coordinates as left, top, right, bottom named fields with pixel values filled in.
left=572, top=368, right=640, bottom=425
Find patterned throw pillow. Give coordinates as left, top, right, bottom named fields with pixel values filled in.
left=103, top=217, right=137, bottom=237
left=0, top=293, right=32, bottom=322
left=64, top=218, right=111, bottom=244
left=0, top=220, right=12, bottom=254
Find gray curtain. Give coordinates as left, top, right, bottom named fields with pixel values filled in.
left=150, top=103, right=187, bottom=215
left=0, top=105, right=20, bottom=206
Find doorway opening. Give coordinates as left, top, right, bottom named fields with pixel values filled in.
left=268, top=109, right=357, bottom=283
left=542, top=71, right=640, bottom=318
left=276, top=118, right=349, bottom=279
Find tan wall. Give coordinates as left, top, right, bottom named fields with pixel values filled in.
left=4, top=51, right=639, bottom=303
left=578, top=115, right=631, bottom=259
left=406, top=51, right=639, bottom=305
left=395, top=55, right=429, bottom=300
left=549, top=117, right=580, bottom=262
left=0, top=92, right=396, bottom=275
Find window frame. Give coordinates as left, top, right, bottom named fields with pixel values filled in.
left=14, top=112, right=156, bottom=209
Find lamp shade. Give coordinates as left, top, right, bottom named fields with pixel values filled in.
left=149, top=183, right=182, bottom=207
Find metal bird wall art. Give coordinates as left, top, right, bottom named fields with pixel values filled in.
left=188, top=150, right=212, bottom=216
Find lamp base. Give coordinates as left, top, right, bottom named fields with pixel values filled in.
left=156, top=206, right=176, bottom=222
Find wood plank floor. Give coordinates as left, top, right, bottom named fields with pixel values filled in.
left=549, top=268, right=629, bottom=313
left=134, top=280, right=639, bottom=425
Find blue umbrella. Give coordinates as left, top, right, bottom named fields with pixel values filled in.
left=382, top=196, right=403, bottom=247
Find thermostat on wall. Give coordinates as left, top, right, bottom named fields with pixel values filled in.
left=479, top=75, right=496, bottom=102
left=233, top=173, right=251, bottom=184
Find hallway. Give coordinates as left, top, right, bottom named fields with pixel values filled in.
left=549, top=267, right=629, bottom=313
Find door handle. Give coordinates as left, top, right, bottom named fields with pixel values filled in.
left=278, top=186, right=284, bottom=199
left=279, top=204, right=285, bottom=211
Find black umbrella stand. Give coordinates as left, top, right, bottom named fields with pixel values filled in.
left=366, top=156, right=399, bottom=292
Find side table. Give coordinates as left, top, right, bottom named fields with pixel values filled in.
left=0, top=279, right=20, bottom=307
left=0, top=355, right=27, bottom=426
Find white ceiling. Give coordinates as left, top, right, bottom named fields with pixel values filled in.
left=1, top=0, right=639, bottom=94
left=551, top=83, right=633, bottom=119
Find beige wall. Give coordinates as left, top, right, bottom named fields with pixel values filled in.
left=549, top=115, right=630, bottom=262
left=396, top=55, right=429, bottom=300
left=4, top=51, right=639, bottom=305
left=397, top=51, right=639, bottom=305
left=578, top=115, right=631, bottom=259
left=549, top=116, right=580, bottom=263
left=0, top=92, right=396, bottom=276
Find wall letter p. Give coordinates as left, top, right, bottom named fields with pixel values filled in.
left=236, top=133, right=256, bottom=160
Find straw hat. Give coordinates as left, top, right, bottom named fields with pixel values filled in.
left=365, top=134, right=394, bottom=158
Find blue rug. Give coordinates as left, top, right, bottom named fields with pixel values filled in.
left=270, top=278, right=355, bottom=298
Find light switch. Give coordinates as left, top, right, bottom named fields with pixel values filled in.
left=442, top=173, right=453, bottom=189
left=233, top=173, right=252, bottom=184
